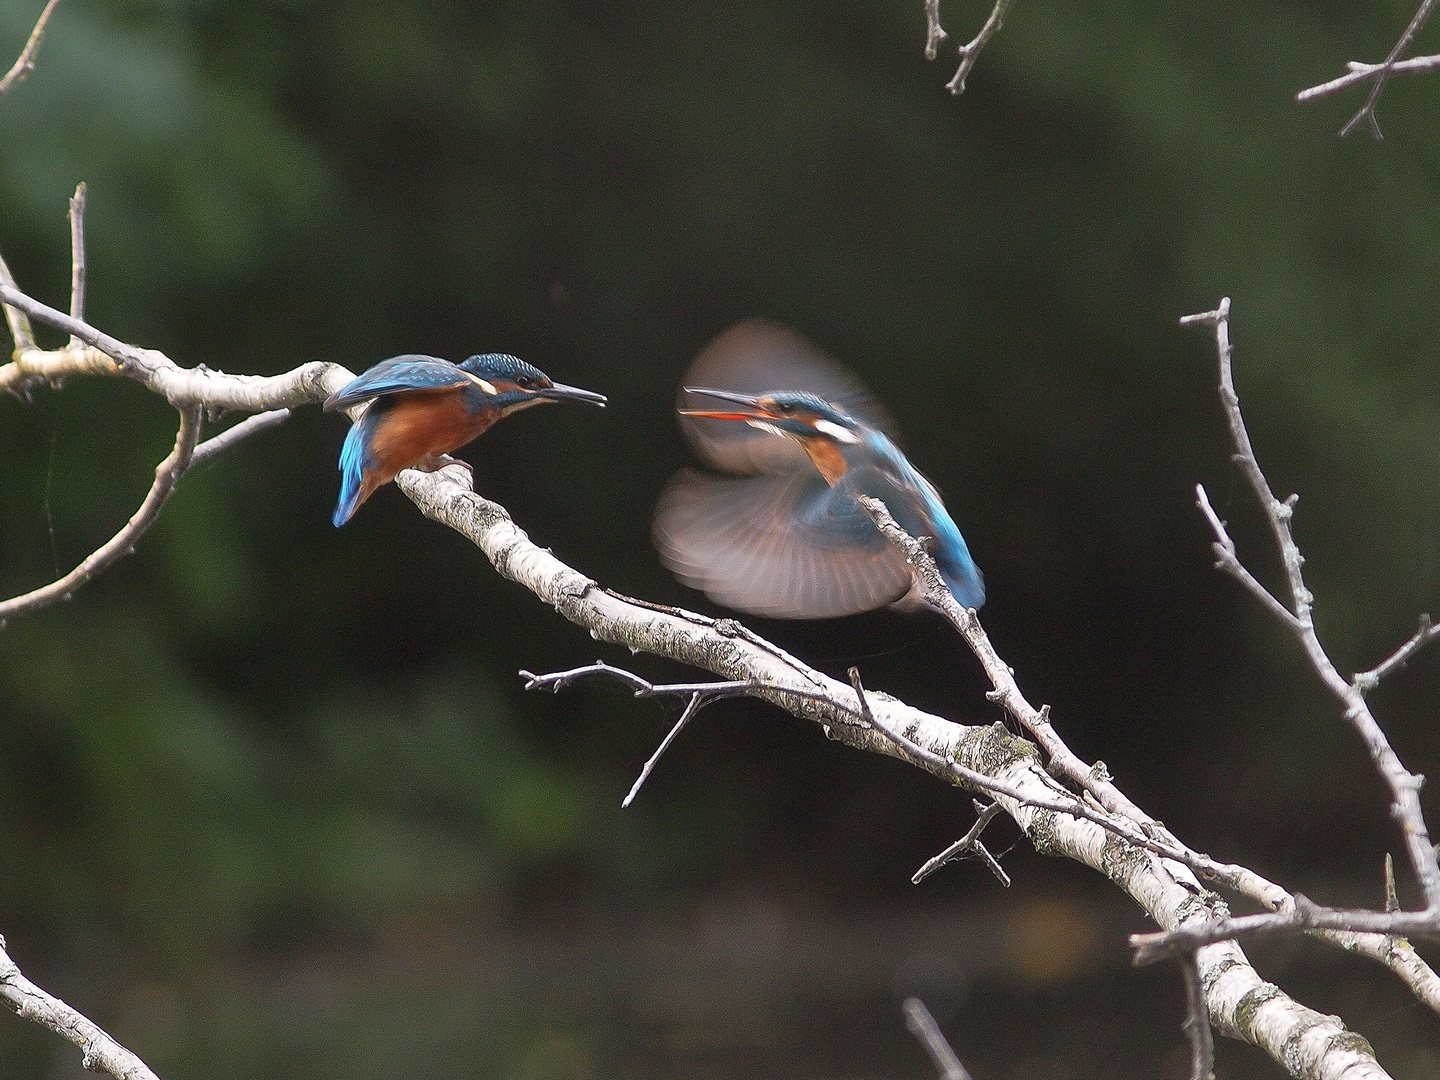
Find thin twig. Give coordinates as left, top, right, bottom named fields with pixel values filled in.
left=1354, top=614, right=1440, bottom=693
left=924, top=0, right=948, bottom=60
left=67, top=181, right=85, bottom=344
left=190, top=408, right=291, bottom=467
left=944, top=0, right=1012, bottom=94
left=0, top=0, right=61, bottom=95
left=1298, top=52, right=1440, bottom=104
left=1179, top=952, right=1216, bottom=1080
left=0, top=405, right=201, bottom=624
left=1131, top=892, right=1440, bottom=962
left=0, top=254, right=37, bottom=358
left=0, top=935, right=162, bottom=1080
left=903, top=997, right=972, bottom=1080
left=621, top=693, right=705, bottom=807
left=1184, top=299, right=1440, bottom=913
left=521, top=661, right=837, bottom=807
left=912, top=800, right=1009, bottom=885
left=1194, top=483, right=1303, bottom=631
left=1338, top=0, right=1438, bottom=139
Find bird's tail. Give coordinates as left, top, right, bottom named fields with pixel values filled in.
left=938, top=552, right=986, bottom=610
left=333, top=412, right=375, bottom=527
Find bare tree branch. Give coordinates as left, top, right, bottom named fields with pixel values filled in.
left=912, top=799, right=1010, bottom=886
left=1296, top=0, right=1439, bottom=138
left=903, top=997, right=972, bottom=1080
left=1343, top=0, right=1437, bottom=139
left=1179, top=952, right=1215, bottom=1080
left=1182, top=298, right=1440, bottom=913
left=1354, top=614, right=1440, bottom=693
left=1298, top=53, right=1440, bottom=104
left=0, top=935, right=161, bottom=1080
left=858, top=492, right=1440, bottom=1021
left=0, top=0, right=61, bottom=96
left=191, top=408, right=291, bottom=467
left=0, top=253, right=37, bottom=360
left=946, top=0, right=1012, bottom=94
left=924, top=0, right=948, bottom=60
left=924, top=0, right=1012, bottom=95
left=0, top=404, right=201, bottom=624
left=1194, top=482, right=1303, bottom=632
left=68, top=181, right=86, bottom=340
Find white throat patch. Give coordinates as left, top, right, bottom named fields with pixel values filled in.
left=745, top=419, right=788, bottom=438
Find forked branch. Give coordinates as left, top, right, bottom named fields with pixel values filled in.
left=923, top=0, right=1013, bottom=94
left=1297, top=0, right=1439, bottom=138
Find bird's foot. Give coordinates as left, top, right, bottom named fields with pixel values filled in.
left=419, top=453, right=472, bottom=475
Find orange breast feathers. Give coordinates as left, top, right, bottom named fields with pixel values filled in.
left=799, top=436, right=849, bottom=486
left=365, top=390, right=496, bottom=484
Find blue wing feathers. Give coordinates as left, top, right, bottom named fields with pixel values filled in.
left=325, top=355, right=470, bottom=412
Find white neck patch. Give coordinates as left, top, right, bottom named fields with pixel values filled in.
left=814, top=418, right=860, bottom=443
left=463, top=371, right=499, bottom=395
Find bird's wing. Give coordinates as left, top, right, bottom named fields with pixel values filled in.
left=678, top=320, right=898, bottom=475
left=653, top=468, right=914, bottom=618
left=324, top=355, right=475, bottom=412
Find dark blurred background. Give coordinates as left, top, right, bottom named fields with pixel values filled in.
left=2, top=1, right=1440, bottom=1076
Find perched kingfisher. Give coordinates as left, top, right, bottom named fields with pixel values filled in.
left=324, top=353, right=606, bottom=526
left=653, top=321, right=983, bottom=618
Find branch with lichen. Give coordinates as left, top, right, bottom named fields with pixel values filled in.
left=0, top=216, right=1417, bottom=1077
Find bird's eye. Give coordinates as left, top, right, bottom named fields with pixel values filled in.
left=778, top=402, right=795, bottom=414
left=515, top=376, right=531, bottom=388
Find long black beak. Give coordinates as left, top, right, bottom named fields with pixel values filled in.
left=681, top=386, right=764, bottom=408
left=539, top=382, right=607, bottom=406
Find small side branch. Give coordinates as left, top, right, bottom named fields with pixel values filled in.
left=1354, top=614, right=1440, bottom=693
left=903, top=997, right=973, bottom=1080
left=1298, top=53, right=1440, bottom=104
left=1346, top=0, right=1436, bottom=139
left=946, top=0, right=1012, bottom=94
left=0, top=934, right=161, bottom=1080
left=912, top=799, right=1009, bottom=886
left=924, top=0, right=948, bottom=60
left=0, top=405, right=201, bottom=623
left=68, top=181, right=86, bottom=338
left=1194, top=483, right=1302, bottom=631
left=1179, top=952, right=1216, bottom=1080
left=522, top=661, right=794, bottom=807
left=191, top=408, right=291, bottom=468
left=0, top=0, right=61, bottom=96
left=925, top=0, right=1012, bottom=95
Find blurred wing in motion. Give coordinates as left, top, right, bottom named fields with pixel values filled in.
left=678, top=320, right=897, bottom=475
left=654, top=468, right=915, bottom=618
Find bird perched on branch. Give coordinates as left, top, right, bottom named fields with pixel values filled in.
left=324, top=353, right=606, bottom=526
left=653, top=321, right=983, bottom=618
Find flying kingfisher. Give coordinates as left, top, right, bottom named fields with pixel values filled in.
left=653, top=321, right=984, bottom=618
left=325, top=352, right=606, bottom=526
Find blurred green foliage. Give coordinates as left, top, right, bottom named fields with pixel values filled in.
left=2, top=0, right=1440, bottom=1076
